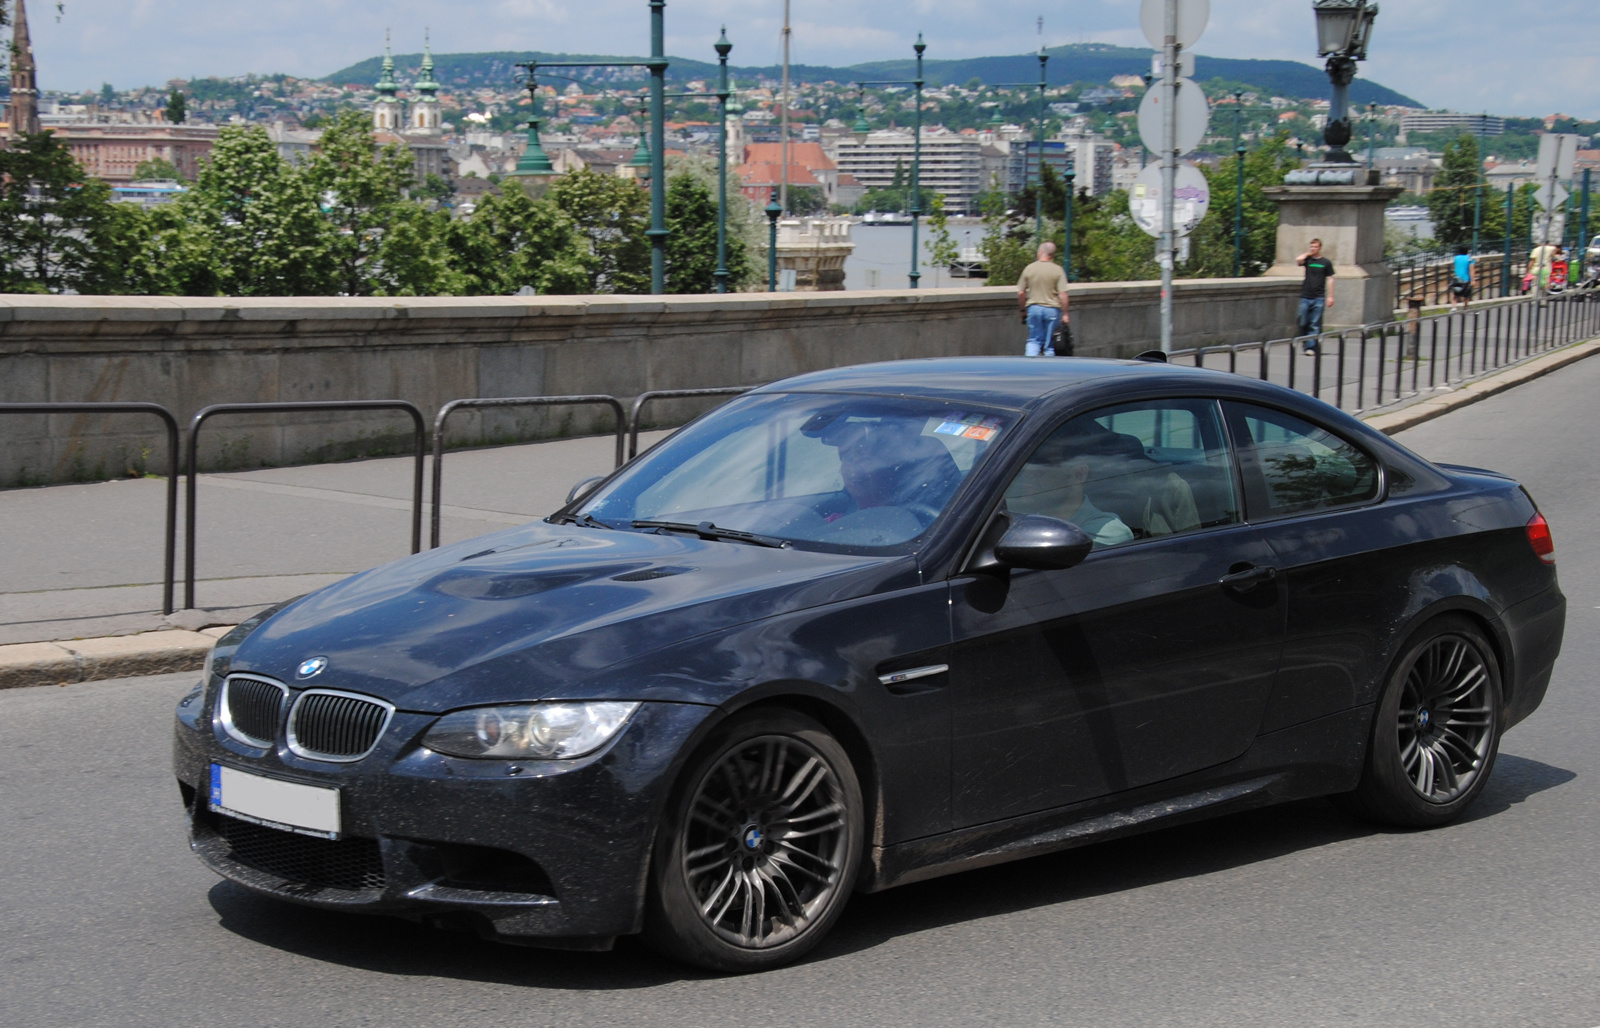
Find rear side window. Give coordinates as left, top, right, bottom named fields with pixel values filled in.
left=1227, top=402, right=1379, bottom=518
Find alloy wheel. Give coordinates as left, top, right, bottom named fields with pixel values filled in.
left=680, top=734, right=851, bottom=949
left=1396, top=634, right=1495, bottom=803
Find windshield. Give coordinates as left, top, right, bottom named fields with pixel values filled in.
left=576, top=392, right=1014, bottom=552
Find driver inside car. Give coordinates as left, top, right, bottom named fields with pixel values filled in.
left=811, top=415, right=963, bottom=542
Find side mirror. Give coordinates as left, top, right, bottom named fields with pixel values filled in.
left=993, top=514, right=1094, bottom=571
left=566, top=475, right=607, bottom=506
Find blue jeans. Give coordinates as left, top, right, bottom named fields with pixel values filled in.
left=1026, top=305, right=1060, bottom=357
left=1297, top=297, right=1326, bottom=340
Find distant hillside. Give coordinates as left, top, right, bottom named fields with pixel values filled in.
left=324, top=43, right=1421, bottom=108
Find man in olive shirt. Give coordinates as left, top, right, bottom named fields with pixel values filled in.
left=1017, top=243, right=1070, bottom=357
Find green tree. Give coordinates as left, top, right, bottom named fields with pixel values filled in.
left=854, top=186, right=907, bottom=214
left=926, top=192, right=960, bottom=287
left=172, top=125, right=333, bottom=295
left=132, top=157, right=182, bottom=181
left=165, top=90, right=187, bottom=124
left=547, top=168, right=650, bottom=294
left=1184, top=135, right=1301, bottom=277
left=99, top=82, right=114, bottom=106
left=1428, top=134, right=1483, bottom=251
left=0, top=131, right=115, bottom=293
left=978, top=186, right=1036, bottom=287
left=305, top=110, right=417, bottom=295
left=1066, top=189, right=1159, bottom=283
left=664, top=171, right=749, bottom=293
left=444, top=185, right=593, bottom=295
left=415, top=172, right=454, bottom=206
left=375, top=204, right=465, bottom=296
left=784, top=185, right=828, bottom=216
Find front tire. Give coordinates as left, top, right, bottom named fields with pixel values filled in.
left=1344, top=615, right=1503, bottom=828
left=643, top=709, right=863, bottom=972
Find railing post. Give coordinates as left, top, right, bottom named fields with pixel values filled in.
left=185, top=401, right=425, bottom=610
left=0, top=402, right=180, bottom=615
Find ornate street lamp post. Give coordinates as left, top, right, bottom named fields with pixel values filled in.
left=512, top=1, right=670, bottom=294
left=714, top=27, right=733, bottom=293
left=853, top=34, right=928, bottom=288
left=1234, top=91, right=1247, bottom=277
left=991, top=49, right=1052, bottom=257
left=766, top=188, right=783, bottom=291
left=1311, top=0, right=1378, bottom=164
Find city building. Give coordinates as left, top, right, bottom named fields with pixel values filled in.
left=1005, top=136, right=1116, bottom=197
left=832, top=129, right=985, bottom=213
left=1398, top=111, right=1504, bottom=137
left=58, top=124, right=221, bottom=184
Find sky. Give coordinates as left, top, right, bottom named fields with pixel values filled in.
left=18, top=0, right=1599, bottom=121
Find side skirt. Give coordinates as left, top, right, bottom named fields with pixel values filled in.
left=862, top=705, right=1371, bottom=892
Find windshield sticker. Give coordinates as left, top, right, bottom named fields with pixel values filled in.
left=963, top=417, right=1003, bottom=441
left=934, top=412, right=1004, bottom=437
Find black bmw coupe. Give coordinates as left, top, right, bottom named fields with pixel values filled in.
left=173, top=357, right=1565, bottom=971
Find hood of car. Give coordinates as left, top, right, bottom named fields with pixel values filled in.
left=228, top=520, right=915, bottom=712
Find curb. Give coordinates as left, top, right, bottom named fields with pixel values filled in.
left=1362, top=337, right=1600, bottom=436
left=0, top=627, right=232, bottom=690
left=5, top=335, right=1597, bottom=692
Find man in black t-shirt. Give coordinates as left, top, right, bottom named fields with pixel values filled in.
left=1296, top=238, right=1336, bottom=350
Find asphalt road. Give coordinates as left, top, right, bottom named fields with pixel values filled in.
left=6, top=359, right=1600, bottom=1027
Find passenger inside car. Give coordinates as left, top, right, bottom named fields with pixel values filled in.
left=1004, top=423, right=1137, bottom=548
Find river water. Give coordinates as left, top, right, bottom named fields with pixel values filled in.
left=842, top=218, right=995, bottom=291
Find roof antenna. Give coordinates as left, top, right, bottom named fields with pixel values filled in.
left=1134, top=350, right=1169, bottom=363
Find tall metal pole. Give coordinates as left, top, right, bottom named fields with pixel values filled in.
left=908, top=34, right=925, bottom=289
left=1233, top=90, right=1245, bottom=278
left=1580, top=168, right=1592, bottom=283
left=766, top=188, right=782, bottom=290
left=1502, top=183, right=1514, bottom=297
left=647, top=0, right=668, bottom=295
left=714, top=28, right=732, bottom=293
left=1035, top=48, right=1047, bottom=246
left=1159, top=0, right=1177, bottom=352
left=1471, top=111, right=1485, bottom=254
left=780, top=0, right=790, bottom=213
left=1063, top=169, right=1075, bottom=280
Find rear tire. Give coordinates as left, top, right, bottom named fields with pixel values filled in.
left=643, top=709, right=863, bottom=972
left=1343, top=614, right=1503, bottom=828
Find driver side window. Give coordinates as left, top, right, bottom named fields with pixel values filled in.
left=1004, top=400, right=1239, bottom=549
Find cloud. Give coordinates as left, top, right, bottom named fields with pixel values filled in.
left=20, top=0, right=1598, bottom=119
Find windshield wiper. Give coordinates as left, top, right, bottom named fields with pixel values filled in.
left=550, top=512, right=614, bottom=529
left=631, top=520, right=789, bottom=548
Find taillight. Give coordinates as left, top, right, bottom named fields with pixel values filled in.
left=1526, top=512, right=1555, bottom=564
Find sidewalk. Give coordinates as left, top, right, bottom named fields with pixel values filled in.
left=4, top=335, right=1598, bottom=689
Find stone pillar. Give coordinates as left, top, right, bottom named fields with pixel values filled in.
left=1263, top=182, right=1402, bottom=328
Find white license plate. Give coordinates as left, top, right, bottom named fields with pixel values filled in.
left=209, top=764, right=341, bottom=839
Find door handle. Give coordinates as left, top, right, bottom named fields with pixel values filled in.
left=1220, top=564, right=1278, bottom=591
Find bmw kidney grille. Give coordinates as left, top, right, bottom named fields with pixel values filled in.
left=287, top=689, right=395, bottom=762
left=220, top=675, right=288, bottom=748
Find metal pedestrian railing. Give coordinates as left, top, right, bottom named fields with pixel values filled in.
left=0, top=402, right=181, bottom=614
left=184, top=401, right=427, bottom=609
left=627, top=386, right=758, bottom=459
left=430, top=394, right=627, bottom=548
left=1173, top=292, right=1600, bottom=417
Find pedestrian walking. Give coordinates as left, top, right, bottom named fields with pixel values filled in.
left=1017, top=243, right=1070, bottom=357
left=1529, top=240, right=1559, bottom=293
left=1295, top=238, right=1335, bottom=350
left=1451, top=245, right=1475, bottom=309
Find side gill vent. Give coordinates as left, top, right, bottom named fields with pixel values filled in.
left=612, top=565, right=694, bottom=582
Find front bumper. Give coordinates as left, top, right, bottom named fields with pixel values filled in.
left=173, top=688, right=718, bottom=946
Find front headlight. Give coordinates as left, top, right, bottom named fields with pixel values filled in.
left=423, top=702, right=640, bottom=760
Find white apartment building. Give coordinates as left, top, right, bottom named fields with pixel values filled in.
left=832, top=129, right=985, bottom=213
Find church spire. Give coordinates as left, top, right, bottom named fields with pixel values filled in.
left=410, top=28, right=442, bottom=133
left=7, top=0, right=42, bottom=138
left=373, top=29, right=401, bottom=131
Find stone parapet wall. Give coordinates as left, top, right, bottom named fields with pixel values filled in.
left=0, top=279, right=1300, bottom=486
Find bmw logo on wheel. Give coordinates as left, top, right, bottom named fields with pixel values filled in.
left=295, top=656, right=329, bottom=680
left=743, top=826, right=764, bottom=850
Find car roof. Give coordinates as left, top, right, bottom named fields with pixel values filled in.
left=753, top=356, right=1236, bottom=410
